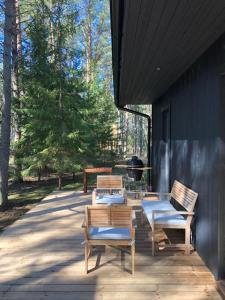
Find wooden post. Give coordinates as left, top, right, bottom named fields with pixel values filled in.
left=83, top=170, right=87, bottom=193
left=185, top=227, right=191, bottom=255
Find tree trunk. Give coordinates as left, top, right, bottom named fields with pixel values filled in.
left=85, top=0, right=93, bottom=83
left=12, top=0, right=23, bottom=182
left=0, top=0, right=14, bottom=208
left=48, top=0, right=55, bottom=61
left=58, top=175, right=62, bottom=190
left=55, top=1, right=64, bottom=114
left=134, top=114, right=138, bottom=155
left=12, top=0, right=21, bottom=102
left=72, top=172, right=75, bottom=182
left=86, top=25, right=92, bottom=83
left=125, top=111, right=129, bottom=155
left=37, top=170, right=41, bottom=182
left=139, top=116, right=143, bottom=157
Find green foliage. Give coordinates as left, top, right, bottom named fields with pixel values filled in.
left=84, top=82, right=116, bottom=162
left=15, top=0, right=117, bottom=188
left=2, top=0, right=150, bottom=196
left=20, top=2, right=83, bottom=180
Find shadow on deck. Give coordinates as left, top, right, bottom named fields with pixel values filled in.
left=0, top=191, right=222, bottom=299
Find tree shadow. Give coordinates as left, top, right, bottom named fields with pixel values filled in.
left=0, top=189, right=217, bottom=299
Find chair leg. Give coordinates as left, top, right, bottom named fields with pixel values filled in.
left=85, top=243, right=89, bottom=274
left=88, top=245, right=92, bottom=257
left=131, top=243, right=135, bottom=275
left=185, top=227, right=191, bottom=255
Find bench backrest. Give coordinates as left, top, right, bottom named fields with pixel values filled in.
left=85, top=205, right=132, bottom=228
left=171, top=180, right=198, bottom=212
left=97, top=175, right=123, bottom=189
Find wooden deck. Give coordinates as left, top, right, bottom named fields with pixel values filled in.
left=0, top=191, right=222, bottom=300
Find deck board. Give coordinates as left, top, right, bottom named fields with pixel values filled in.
left=0, top=190, right=222, bottom=299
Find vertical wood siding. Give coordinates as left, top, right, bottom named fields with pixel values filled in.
left=152, top=33, right=225, bottom=280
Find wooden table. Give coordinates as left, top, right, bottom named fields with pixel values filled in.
left=115, top=164, right=152, bottom=170
left=83, top=167, right=112, bottom=193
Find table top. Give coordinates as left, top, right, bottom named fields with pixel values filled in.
left=84, top=167, right=112, bottom=173
left=115, top=164, right=152, bottom=170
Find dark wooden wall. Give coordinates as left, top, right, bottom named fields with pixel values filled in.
left=152, top=34, right=225, bottom=279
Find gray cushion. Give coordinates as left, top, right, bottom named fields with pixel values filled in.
left=88, top=227, right=131, bottom=239
left=96, top=194, right=124, bottom=205
left=142, top=200, right=186, bottom=226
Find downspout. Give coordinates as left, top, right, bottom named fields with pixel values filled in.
left=110, top=0, right=152, bottom=190
left=117, top=105, right=152, bottom=191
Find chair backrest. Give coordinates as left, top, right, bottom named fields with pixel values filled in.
left=97, top=175, right=123, bottom=189
left=171, top=180, right=198, bottom=212
left=85, top=205, right=132, bottom=228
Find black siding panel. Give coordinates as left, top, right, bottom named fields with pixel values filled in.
left=218, top=75, right=225, bottom=279
left=152, top=34, right=225, bottom=279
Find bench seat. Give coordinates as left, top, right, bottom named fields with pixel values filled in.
left=88, top=227, right=131, bottom=239
left=142, top=200, right=186, bottom=226
left=141, top=180, right=198, bottom=255
left=96, top=194, right=124, bottom=205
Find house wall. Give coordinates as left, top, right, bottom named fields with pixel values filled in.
left=152, top=34, right=225, bottom=279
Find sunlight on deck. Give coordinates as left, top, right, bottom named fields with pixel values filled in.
left=0, top=191, right=222, bottom=299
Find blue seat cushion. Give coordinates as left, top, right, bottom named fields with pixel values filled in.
left=88, top=227, right=131, bottom=240
left=96, top=194, right=124, bottom=205
left=142, top=200, right=186, bottom=226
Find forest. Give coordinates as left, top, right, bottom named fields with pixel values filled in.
left=0, top=0, right=151, bottom=209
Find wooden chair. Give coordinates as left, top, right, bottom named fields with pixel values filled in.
left=141, top=180, right=198, bottom=255
left=92, top=175, right=127, bottom=205
left=82, top=205, right=135, bottom=274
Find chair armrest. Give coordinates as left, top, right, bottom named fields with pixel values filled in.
left=121, top=188, right=127, bottom=203
left=132, top=210, right=137, bottom=228
left=144, top=192, right=171, bottom=195
left=152, top=210, right=194, bottom=220
left=96, top=188, right=122, bottom=191
left=142, top=192, right=171, bottom=201
left=121, top=187, right=127, bottom=194
left=82, top=219, right=87, bottom=228
left=131, top=227, right=135, bottom=240
left=143, top=192, right=171, bottom=196
left=92, top=189, right=97, bottom=204
left=82, top=219, right=88, bottom=240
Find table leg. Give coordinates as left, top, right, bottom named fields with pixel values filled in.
left=83, top=172, right=87, bottom=193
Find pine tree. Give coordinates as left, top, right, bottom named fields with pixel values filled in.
left=0, top=0, right=14, bottom=208
left=6, top=0, right=119, bottom=191
left=19, top=0, right=88, bottom=189
left=12, top=0, right=23, bottom=182
left=75, top=0, right=117, bottom=160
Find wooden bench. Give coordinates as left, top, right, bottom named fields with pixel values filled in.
left=92, top=175, right=127, bottom=205
left=82, top=205, right=135, bottom=274
left=141, top=180, right=198, bottom=255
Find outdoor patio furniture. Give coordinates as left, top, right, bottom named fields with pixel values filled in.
left=83, top=167, right=112, bottom=193
left=82, top=205, right=136, bottom=274
left=141, top=180, right=198, bottom=255
left=92, top=175, right=127, bottom=205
